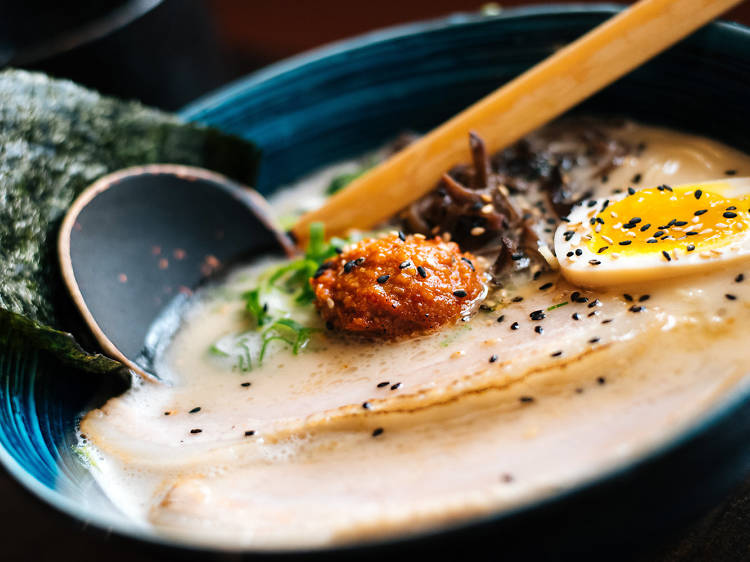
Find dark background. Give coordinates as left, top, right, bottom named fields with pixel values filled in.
left=8, top=0, right=750, bottom=110
left=2, top=1, right=750, bottom=560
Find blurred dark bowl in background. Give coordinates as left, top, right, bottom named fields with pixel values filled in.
left=5, top=0, right=750, bottom=110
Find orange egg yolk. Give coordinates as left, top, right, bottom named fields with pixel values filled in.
left=587, top=185, right=750, bottom=257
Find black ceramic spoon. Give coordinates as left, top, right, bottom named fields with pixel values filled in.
left=58, top=164, right=294, bottom=378
left=59, top=0, right=741, bottom=377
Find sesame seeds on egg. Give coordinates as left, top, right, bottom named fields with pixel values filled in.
left=555, top=178, right=750, bottom=287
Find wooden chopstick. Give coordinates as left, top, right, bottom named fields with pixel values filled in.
left=292, top=0, right=742, bottom=243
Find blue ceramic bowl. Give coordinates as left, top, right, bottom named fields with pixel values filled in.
left=3, top=5, right=750, bottom=558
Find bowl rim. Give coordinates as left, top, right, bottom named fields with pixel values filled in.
left=4, top=3, right=750, bottom=556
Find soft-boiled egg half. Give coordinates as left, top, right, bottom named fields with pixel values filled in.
left=554, top=178, right=750, bottom=287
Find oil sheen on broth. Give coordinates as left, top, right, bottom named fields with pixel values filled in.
left=78, top=121, right=750, bottom=549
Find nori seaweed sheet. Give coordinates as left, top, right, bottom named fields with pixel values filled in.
left=0, top=69, right=260, bottom=373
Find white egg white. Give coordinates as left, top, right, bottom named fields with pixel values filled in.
left=554, top=177, right=750, bottom=287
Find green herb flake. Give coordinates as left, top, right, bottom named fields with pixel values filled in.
left=242, top=288, right=271, bottom=326
left=547, top=301, right=569, bottom=311
left=325, top=165, right=371, bottom=195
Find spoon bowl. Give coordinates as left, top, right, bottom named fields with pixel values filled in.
left=58, top=164, right=292, bottom=377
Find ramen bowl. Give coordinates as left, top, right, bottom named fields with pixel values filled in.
left=3, top=4, right=750, bottom=559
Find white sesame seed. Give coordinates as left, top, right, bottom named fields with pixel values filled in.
left=471, top=226, right=486, bottom=236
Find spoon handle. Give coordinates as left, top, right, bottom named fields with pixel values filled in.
left=293, top=0, right=743, bottom=242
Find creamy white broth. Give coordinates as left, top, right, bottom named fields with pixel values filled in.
left=77, top=121, right=750, bottom=549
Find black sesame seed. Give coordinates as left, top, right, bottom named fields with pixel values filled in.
left=589, top=337, right=600, bottom=344
left=530, top=310, right=546, bottom=321
left=398, top=231, right=406, bottom=241
left=587, top=200, right=598, bottom=207
left=597, top=377, right=606, bottom=385
left=662, top=250, right=672, bottom=262
left=399, top=260, right=411, bottom=269
left=377, top=274, right=390, bottom=284
left=539, top=282, right=553, bottom=291
left=647, top=239, right=658, bottom=244
left=602, top=200, right=610, bottom=211
left=453, top=289, right=468, bottom=298
left=489, top=354, right=498, bottom=363
left=686, top=231, right=698, bottom=236
left=164, top=412, right=171, bottom=416
left=417, top=266, right=427, bottom=278
left=735, top=273, right=745, bottom=283
left=630, top=217, right=642, bottom=224
left=497, top=315, right=505, bottom=323
left=240, top=382, right=251, bottom=387
left=640, top=223, right=651, bottom=232
left=575, top=249, right=583, bottom=256
left=244, top=430, right=255, bottom=437
left=589, top=260, right=602, bottom=266
left=694, top=209, right=707, bottom=216
left=572, top=313, right=581, bottom=320
left=571, top=291, right=581, bottom=301
left=461, top=257, right=475, bottom=271
left=512, top=296, right=524, bottom=302
left=724, top=211, right=738, bottom=219
left=533, top=271, right=542, bottom=280
left=511, top=252, right=525, bottom=260
left=563, top=230, right=575, bottom=242
left=355, top=257, right=365, bottom=265
left=598, top=246, right=608, bottom=254
left=726, top=169, right=738, bottom=176
left=551, top=350, right=563, bottom=357
left=343, top=260, right=355, bottom=273
left=629, top=305, right=644, bottom=313
left=511, top=322, right=520, bottom=330
left=372, top=428, right=384, bottom=437
left=628, top=187, right=636, bottom=195
left=673, top=220, right=688, bottom=227
left=588, top=299, right=600, bottom=308
left=190, top=429, right=202, bottom=434
left=623, top=293, right=633, bottom=301
left=727, top=206, right=737, bottom=211
left=377, top=381, right=390, bottom=388
left=391, top=382, right=402, bottom=390
left=602, top=318, right=613, bottom=324
left=694, top=189, right=703, bottom=200
left=663, top=184, right=673, bottom=192
left=601, top=174, right=609, bottom=183
left=362, top=402, right=372, bottom=409
left=725, top=294, right=738, bottom=301
left=653, top=230, right=664, bottom=238
left=687, top=244, right=696, bottom=252
left=520, top=396, right=535, bottom=403
left=534, top=325, right=544, bottom=334
left=566, top=251, right=574, bottom=257
left=188, top=407, right=201, bottom=414
left=639, top=294, right=650, bottom=302
left=619, top=240, right=632, bottom=246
